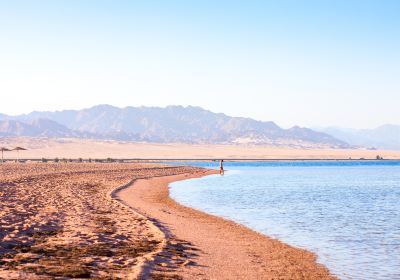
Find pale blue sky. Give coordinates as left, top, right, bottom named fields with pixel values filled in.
left=0, top=0, right=399, bottom=128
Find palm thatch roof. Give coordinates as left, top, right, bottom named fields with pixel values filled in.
left=13, top=147, right=27, bottom=151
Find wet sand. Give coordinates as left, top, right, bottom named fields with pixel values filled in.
left=118, top=171, right=338, bottom=279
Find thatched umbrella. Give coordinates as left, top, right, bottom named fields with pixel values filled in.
left=0, top=147, right=11, bottom=163
left=13, top=147, right=27, bottom=162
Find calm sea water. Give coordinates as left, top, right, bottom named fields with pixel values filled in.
left=169, top=161, right=400, bottom=280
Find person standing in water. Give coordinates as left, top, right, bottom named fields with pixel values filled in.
left=219, top=159, right=224, bottom=175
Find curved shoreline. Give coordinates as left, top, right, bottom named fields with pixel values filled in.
left=109, top=178, right=167, bottom=279
left=117, top=170, right=338, bottom=279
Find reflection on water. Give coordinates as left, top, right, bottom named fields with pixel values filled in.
left=170, top=161, right=400, bottom=280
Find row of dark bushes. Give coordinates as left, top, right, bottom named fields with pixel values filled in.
left=41, top=158, right=122, bottom=163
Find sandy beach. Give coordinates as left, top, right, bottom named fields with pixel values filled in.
left=118, top=171, right=338, bottom=280
left=0, top=163, right=202, bottom=278
left=1, top=163, right=337, bottom=279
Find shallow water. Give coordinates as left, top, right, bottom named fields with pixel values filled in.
left=169, top=161, right=400, bottom=280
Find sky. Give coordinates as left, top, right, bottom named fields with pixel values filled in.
left=0, top=0, right=399, bottom=129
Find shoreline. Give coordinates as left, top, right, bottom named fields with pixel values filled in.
left=117, top=169, right=338, bottom=279
left=5, top=158, right=400, bottom=163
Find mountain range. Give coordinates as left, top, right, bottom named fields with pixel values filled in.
left=0, top=104, right=357, bottom=148
left=316, top=125, right=400, bottom=150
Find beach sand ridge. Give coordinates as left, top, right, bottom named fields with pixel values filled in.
left=0, top=163, right=202, bottom=279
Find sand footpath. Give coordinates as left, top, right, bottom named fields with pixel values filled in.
left=118, top=171, right=338, bottom=280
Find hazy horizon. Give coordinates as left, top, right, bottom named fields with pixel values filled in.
left=1, top=1, right=399, bottom=129
left=0, top=103, right=398, bottom=130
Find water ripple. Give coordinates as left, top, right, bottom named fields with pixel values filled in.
left=170, top=162, right=400, bottom=280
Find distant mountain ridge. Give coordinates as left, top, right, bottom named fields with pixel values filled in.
left=0, top=105, right=349, bottom=148
left=0, top=119, right=81, bottom=138
left=316, top=125, right=400, bottom=150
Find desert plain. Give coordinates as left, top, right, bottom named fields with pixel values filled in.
left=1, top=137, right=399, bottom=160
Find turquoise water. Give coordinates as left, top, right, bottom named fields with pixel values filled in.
left=169, top=161, right=400, bottom=280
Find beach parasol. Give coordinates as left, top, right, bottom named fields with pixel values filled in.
left=13, top=146, right=27, bottom=162
left=0, top=147, right=11, bottom=163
